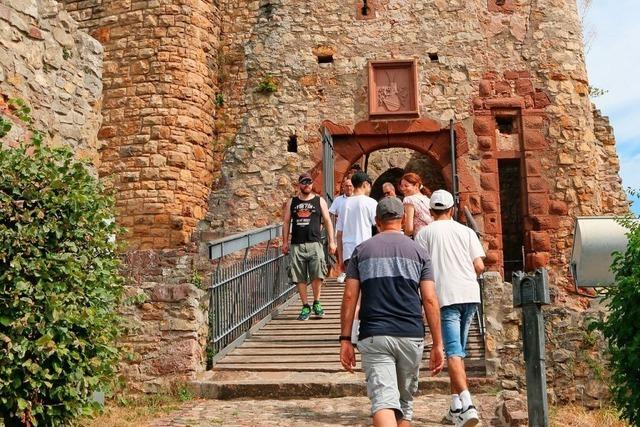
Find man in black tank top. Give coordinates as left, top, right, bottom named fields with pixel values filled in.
left=283, top=173, right=337, bottom=320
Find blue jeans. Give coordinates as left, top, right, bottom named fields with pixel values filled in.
left=441, top=303, right=478, bottom=358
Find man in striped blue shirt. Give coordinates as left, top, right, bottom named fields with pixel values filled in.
left=340, top=196, right=444, bottom=427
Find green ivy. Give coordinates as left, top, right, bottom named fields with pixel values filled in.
left=0, top=116, right=12, bottom=138
left=214, top=93, right=225, bottom=107
left=0, top=120, right=125, bottom=425
left=256, top=75, right=278, bottom=94
left=592, top=193, right=640, bottom=425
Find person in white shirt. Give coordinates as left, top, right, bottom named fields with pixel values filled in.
left=336, top=171, right=377, bottom=269
left=415, top=190, right=485, bottom=427
left=329, top=176, right=354, bottom=282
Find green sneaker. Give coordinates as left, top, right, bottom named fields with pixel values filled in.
left=312, top=301, right=325, bottom=317
left=297, top=305, right=311, bottom=321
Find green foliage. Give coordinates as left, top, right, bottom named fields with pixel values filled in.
left=589, top=86, right=609, bottom=98
left=214, top=93, right=225, bottom=107
left=0, top=119, right=125, bottom=425
left=0, top=116, right=12, bottom=138
left=62, top=47, right=72, bottom=61
left=592, top=195, right=640, bottom=425
left=256, top=75, right=278, bottom=93
left=7, top=98, right=32, bottom=124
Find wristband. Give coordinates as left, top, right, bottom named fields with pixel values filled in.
left=338, top=335, right=352, bottom=342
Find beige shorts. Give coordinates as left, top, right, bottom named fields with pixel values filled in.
left=288, top=242, right=326, bottom=284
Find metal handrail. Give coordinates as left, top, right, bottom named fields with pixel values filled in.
left=464, top=206, right=486, bottom=338
left=207, top=224, right=293, bottom=366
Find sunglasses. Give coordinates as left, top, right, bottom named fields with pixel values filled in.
left=299, top=180, right=313, bottom=186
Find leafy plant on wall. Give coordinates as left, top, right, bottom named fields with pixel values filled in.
left=0, top=100, right=125, bottom=426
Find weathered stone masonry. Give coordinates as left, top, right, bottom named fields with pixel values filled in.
left=0, top=0, right=102, bottom=163
left=50, top=0, right=629, bottom=399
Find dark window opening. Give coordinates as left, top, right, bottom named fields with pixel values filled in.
left=317, top=55, right=334, bottom=64
left=259, top=2, right=274, bottom=18
left=361, top=0, right=369, bottom=15
left=498, top=159, right=524, bottom=280
left=428, top=52, right=439, bottom=62
left=288, top=135, right=298, bottom=153
left=496, top=116, right=516, bottom=134
left=496, top=0, right=506, bottom=5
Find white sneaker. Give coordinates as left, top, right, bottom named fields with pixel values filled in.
left=455, top=405, right=479, bottom=427
left=337, top=273, right=346, bottom=283
left=443, top=407, right=461, bottom=424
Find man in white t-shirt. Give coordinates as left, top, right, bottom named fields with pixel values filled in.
left=415, top=190, right=485, bottom=427
left=329, top=176, right=354, bottom=282
left=336, top=171, right=377, bottom=269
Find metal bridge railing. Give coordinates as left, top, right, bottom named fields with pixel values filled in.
left=463, top=206, right=486, bottom=338
left=207, top=224, right=294, bottom=365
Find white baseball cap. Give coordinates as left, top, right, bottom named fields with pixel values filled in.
left=430, top=189, right=454, bottom=210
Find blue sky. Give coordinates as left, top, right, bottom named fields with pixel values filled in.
left=584, top=0, right=640, bottom=214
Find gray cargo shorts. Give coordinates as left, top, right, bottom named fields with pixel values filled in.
left=288, top=242, right=326, bottom=283
left=358, top=335, right=424, bottom=421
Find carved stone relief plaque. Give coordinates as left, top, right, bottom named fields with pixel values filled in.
left=368, top=60, right=419, bottom=118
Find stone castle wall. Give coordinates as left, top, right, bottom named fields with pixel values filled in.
left=0, top=0, right=102, bottom=163
left=62, top=0, right=221, bottom=249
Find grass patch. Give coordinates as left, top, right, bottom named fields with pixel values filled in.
left=550, top=405, right=628, bottom=427
left=80, top=392, right=192, bottom=427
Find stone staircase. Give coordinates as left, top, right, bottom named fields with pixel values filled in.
left=189, top=280, right=495, bottom=399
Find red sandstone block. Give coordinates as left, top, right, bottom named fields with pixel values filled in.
left=387, top=118, right=441, bottom=134
left=504, top=71, right=519, bottom=80
left=523, top=130, right=547, bottom=150
left=522, top=115, right=544, bottom=130
left=483, top=71, right=499, bottom=80
left=484, top=213, right=501, bottom=234
left=481, top=158, right=498, bottom=173
left=494, top=81, right=512, bottom=95
left=28, top=26, right=44, bottom=40
left=528, top=231, right=551, bottom=252
left=481, top=192, right=500, bottom=213
left=484, top=97, right=524, bottom=109
left=473, top=97, right=485, bottom=110
left=485, top=250, right=502, bottom=266
left=474, top=117, right=494, bottom=136
left=515, top=79, right=534, bottom=95
left=549, top=200, right=569, bottom=215
left=526, top=252, right=550, bottom=269
left=465, top=193, right=482, bottom=215
left=334, top=140, right=365, bottom=165
left=477, top=136, right=494, bottom=151
left=354, top=120, right=388, bottom=136
left=479, top=80, right=493, bottom=97
left=525, top=158, right=542, bottom=176
left=91, top=27, right=111, bottom=43
left=526, top=177, right=548, bottom=193
left=534, top=90, right=551, bottom=109
left=480, top=173, right=499, bottom=192
left=528, top=193, right=549, bottom=215
left=98, top=126, right=117, bottom=139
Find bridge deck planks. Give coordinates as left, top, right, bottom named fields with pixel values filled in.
left=212, top=280, right=486, bottom=375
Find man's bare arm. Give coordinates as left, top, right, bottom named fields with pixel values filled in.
left=319, top=197, right=336, bottom=250
left=473, top=257, right=485, bottom=276
left=339, top=277, right=360, bottom=372
left=282, top=198, right=292, bottom=254
left=420, top=279, right=444, bottom=375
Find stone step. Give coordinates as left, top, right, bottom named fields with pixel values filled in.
left=196, top=281, right=488, bottom=400
left=188, top=370, right=497, bottom=400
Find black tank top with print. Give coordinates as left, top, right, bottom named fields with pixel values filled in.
left=290, top=195, right=322, bottom=244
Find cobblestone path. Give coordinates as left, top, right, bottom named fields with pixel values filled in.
left=151, top=393, right=501, bottom=426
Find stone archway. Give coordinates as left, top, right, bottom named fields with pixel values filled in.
left=315, top=118, right=481, bottom=220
